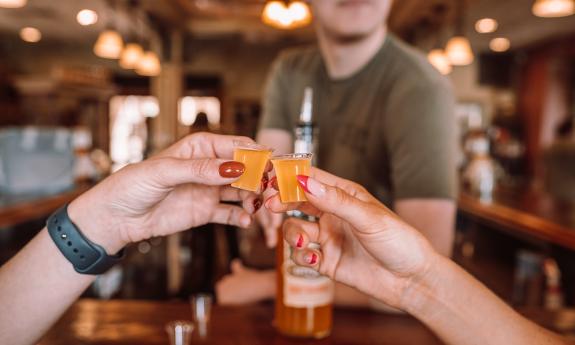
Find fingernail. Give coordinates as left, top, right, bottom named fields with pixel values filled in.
left=308, top=253, right=318, bottom=265
left=297, top=175, right=326, bottom=197
left=253, top=199, right=262, bottom=213
left=219, top=161, right=245, bottom=178
left=261, top=175, right=269, bottom=190
left=296, top=234, right=304, bottom=248
left=241, top=215, right=252, bottom=228
left=296, top=175, right=310, bottom=193
left=270, top=176, right=278, bottom=190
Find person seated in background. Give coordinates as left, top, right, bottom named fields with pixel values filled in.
left=217, top=0, right=458, bottom=307
left=0, top=132, right=262, bottom=345
left=265, top=168, right=569, bottom=345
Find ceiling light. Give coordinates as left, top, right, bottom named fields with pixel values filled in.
left=475, top=18, right=498, bottom=33
left=0, top=0, right=27, bottom=8
left=77, top=9, right=98, bottom=26
left=532, top=0, right=575, bottom=17
left=262, top=0, right=311, bottom=29
left=120, top=43, right=144, bottom=69
left=93, top=30, right=124, bottom=59
left=20, top=27, right=41, bottom=43
left=428, top=49, right=453, bottom=75
left=136, top=51, right=161, bottom=77
left=446, top=36, right=474, bottom=66
left=490, top=37, right=511, bottom=52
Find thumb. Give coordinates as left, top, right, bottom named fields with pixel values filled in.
left=149, top=157, right=245, bottom=187
left=296, top=175, right=376, bottom=231
left=231, top=259, right=244, bottom=273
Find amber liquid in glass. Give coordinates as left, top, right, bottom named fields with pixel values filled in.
left=231, top=147, right=272, bottom=192
left=271, top=156, right=311, bottom=203
left=274, top=230, right=333, bottom=338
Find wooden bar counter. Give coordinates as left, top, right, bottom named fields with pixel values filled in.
left=458, top=185, right=575, bottom=250
left=39, top=299, right=444, bottom=345
left=0, top=185, right=89, bottom=228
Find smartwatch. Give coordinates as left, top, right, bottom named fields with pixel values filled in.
left=47, top=204, right=124, bottom=275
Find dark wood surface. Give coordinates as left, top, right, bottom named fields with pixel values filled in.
left=0, top=185, right=88, bottom=228
left=458, top=185, right=575, bottom=250
left=39, top=299, right=444, bottom=345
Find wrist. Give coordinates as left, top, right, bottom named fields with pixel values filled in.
left=68, top=193, right=126, bottom=254
left=400, top=249, right=446, bottom=318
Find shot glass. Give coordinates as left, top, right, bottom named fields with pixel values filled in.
left=190, top=293, right=213, bottom=339
left=231, top=141, right=273, bottom=192
left=271, top=153, right=312, bottom=203
left=165, top=320, right=194, bottom=345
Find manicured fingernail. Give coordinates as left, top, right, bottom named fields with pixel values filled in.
left=270, top=176, right=278, bottom=190
left=296, top=234, right=304, bottom=248
left=296, top=175, right=310, bottom=193
left=297, top=175, right=326, bottom=197
left=308, top=253, right=318, bottom=265
left=253, top=199, right=262, bottom=213
left=219, top=161, right=245, bottom=178
left=262, top=175, right=269, bottom=190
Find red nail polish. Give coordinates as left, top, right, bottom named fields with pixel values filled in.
left=296, top=234, right=304, bottom=248
left=253, top=199, right=262, bottom=213
left=296, top=175, right=310, bottom=193
left=270, top=176, right=278, bottom=190
left=219, top=161, right=245, bottom=178
left=261, top=175, right=269, bottom=190
left=309, top=253, right=318, bottom=265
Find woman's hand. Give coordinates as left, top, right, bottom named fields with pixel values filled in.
left=265, top=168, right=440, bottom=310
left=68, top=132, right=263, bottom=253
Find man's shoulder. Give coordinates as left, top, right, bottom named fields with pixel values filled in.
left=384, top=35, right=451, bottom=93
left=274, top=45, right=322, bottom=74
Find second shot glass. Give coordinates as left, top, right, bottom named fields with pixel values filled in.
left=231, top=141, right=273, bottom=192
left=271, top=153, right=312, bottom=203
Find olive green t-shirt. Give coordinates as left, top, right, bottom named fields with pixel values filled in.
left=259, top=34, right=458, bottom=206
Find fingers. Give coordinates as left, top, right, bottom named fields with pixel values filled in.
left=157, top=132, right=253, bottom=160
left=291, top=248, right=321, bottom=268
left=296, top=175, right=378, bottom=231
left=264, top=193, right=321, bottom=217
left=283, top=218, right=320, bottom=247
left=211, top=204, right=252, bottom=228
left=219, top=187, right=262, bottom=214
left=150, top=157, right=245, bottom=187
left=255, top=208, right=284, bottom=248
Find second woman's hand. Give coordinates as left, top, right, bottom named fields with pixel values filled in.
left=264, top=168, right=441, bottom=312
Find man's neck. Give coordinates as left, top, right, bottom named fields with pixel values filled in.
left=317, top=26, right=387, bottom=80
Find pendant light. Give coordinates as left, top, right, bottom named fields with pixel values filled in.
left=136, top=51, right=161, bottom=77
left=532, top=0, right=575, bottom=17
left=120, top=43, right=144, bottom=69
left=428, top=49, right=453, bottom=75
left=93, top=5, right=124, bottom=59
left=446, top=0, right=474, bottom=66
left=262, top=0, right=312, bottom=29
left=0, top=0, right=26, bottom=8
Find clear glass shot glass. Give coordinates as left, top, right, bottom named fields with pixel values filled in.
left=270, top=153, right=312, bottom=203
left=190, top=293, right=213, bottom=338
left=231, top=141, right=273, bottom=192
left=165, top=320, right=194, bottom=345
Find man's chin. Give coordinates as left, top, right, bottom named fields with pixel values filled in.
left=325, top=29, right=374, bottom=44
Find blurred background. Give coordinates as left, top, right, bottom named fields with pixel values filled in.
left=0, top=0, right=574, bottom=312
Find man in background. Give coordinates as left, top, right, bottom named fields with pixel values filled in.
left=217, top=0, right=458, bottom=307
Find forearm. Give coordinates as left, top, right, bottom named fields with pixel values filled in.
left=0, top=228, right=96, bottom=345
left=405, top=254, right=566, bottom=345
